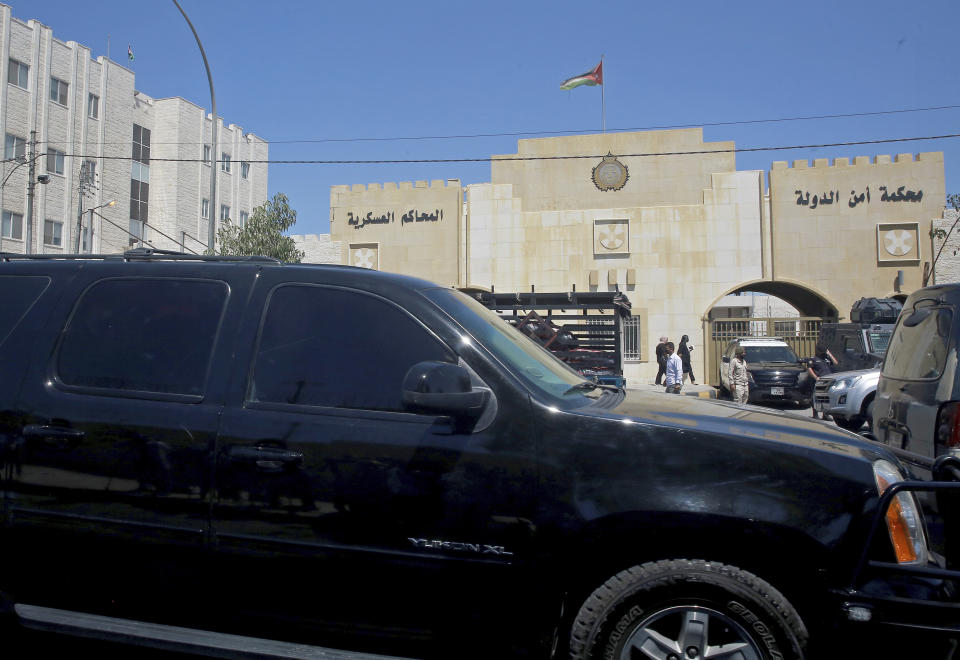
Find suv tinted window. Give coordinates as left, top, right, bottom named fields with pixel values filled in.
left=0, top=275, right=50, bottom=347
left=251, top=285, right=454, bottom=411
left=882, top=304, right=953, bottom=380
left=56, top=278, right=227, bottom=395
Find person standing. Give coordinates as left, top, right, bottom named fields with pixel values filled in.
left=664, top=342, right=683, bottom=393
left=729, top=346, right=749, bottom=404
left=678, top=334, right=696, bottom=385
left=654, top=336, right=669, bottom=385
left=807, top=345, right=838, bottom=420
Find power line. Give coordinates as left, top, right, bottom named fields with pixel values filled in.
left=53, top=133, right=960, bottom=165
left=35, top=103, right=960, bottom=148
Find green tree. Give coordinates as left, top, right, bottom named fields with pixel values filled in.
left=215, top=192, right=305, bottom=263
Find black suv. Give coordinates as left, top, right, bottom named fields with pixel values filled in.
left=0, top=251, right=958, bottom=659
left=719, top=337, right=811, bottom=406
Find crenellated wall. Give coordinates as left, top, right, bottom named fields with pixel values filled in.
left=769, top=152, right=944, bottom=317
left=330, top=179, right=462, bottom=284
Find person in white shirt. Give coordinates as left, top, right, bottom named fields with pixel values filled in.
left=664, top=342, right=683, bottom=393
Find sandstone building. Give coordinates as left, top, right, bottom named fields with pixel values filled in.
left=295, top=128, right=947, bottom=385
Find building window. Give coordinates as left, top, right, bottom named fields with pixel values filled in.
left=241, top=161, right=250, bottom=179
left=203, top=145, right=211, bottom=165
left=4, top=134, right=26, bottom=160
left=220, top=152, right=231, bottom=173
left=7, top=59, right=28, bottom=89
left=46, top=149, right=65, bottom=175
left=623, top=315, right=642, bottom=361
left=239, top=211, right=248, bottom=227
left=130, top=179, right=149, bottom=224
left=129, top=219, right=143, bottom=247
left=132, top=124, right=150, bottom=164
left=43, top=220, right=63, bottom=247
left=2, top=210, right=23, bottom=240
left=80, top=226, right=90, bottom=252
left=220, top=205, right=230, bottom=222
left=88, top=93, right=99, bottom=119
left=49, top=77, right=68, bottom=105
left=201, top=198, right=209, bottom=220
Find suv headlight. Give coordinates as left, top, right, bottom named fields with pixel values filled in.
left=830, top=375, right=862, bottom=392
left=873, top=460, right=928, bottom=565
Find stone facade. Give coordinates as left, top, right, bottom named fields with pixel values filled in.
left=932, top=208, right=960, bottom=285
left=304, top=127, right=948, bottom=386
left=0, top=4, right=268, bottom=255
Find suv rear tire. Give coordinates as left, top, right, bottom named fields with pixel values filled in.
left=569, top=559, right=808, bottom=660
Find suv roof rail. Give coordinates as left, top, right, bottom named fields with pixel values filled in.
left=123, top=248, right=281, bottom=263
left=1, top=249, right=281, bottom=264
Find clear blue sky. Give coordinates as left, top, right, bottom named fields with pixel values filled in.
left=21, top=0, right=960, bottom=237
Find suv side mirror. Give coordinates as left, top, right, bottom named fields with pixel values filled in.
left=402, top=361, right=488, bottom=418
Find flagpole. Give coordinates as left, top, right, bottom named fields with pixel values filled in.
left=601, top=55, right=605, bottom=134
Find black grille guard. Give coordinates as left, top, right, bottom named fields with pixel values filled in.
left=850, top=454, right=960, bottom=589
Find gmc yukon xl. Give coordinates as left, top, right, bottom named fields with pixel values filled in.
left=0, top=250, right=958, bottom=659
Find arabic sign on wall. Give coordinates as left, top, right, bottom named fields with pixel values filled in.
left=794, top=185, right=923, bottom=210
left=876, top=223, right=919, bottom=263
left=593, top=219, right=630, bottom=256
left=346, top=209, right=444, bottom=229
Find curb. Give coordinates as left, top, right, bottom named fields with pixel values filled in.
left=630, top=385, right=718, bottom=399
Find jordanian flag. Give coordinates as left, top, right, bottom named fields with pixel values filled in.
left=560, top=61, right=602, bottom=90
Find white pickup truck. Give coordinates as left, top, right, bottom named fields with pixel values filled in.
left=812, top=367, right=879, bottom=432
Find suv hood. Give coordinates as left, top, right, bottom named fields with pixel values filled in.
left=588, top=389, right=890, bottom=462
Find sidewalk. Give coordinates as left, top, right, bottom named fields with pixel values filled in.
left=628, top=382, right=719, bottom=399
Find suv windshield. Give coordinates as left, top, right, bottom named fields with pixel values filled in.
left=743, top=345, right=798, bottom=364
left=422, top=287, right=587, bottom=398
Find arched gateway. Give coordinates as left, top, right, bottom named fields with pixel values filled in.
left=704, top=280, right=840, bottom=388
left=301, top=127, right=945, bottom=387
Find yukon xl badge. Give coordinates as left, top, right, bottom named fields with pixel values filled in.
left=408, top=538, right=513, bottom=557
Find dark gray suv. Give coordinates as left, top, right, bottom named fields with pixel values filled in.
left=874, top=283, right=960, bottom=460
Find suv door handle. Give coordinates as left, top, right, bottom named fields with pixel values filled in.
left=22, top=425, right=85, bottom=449
left=225, top=445, right=304, bottom=471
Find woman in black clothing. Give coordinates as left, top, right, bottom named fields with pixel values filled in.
left=678, top=334, right=696, bottom=384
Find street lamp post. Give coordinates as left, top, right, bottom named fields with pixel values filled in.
left=172, top=0, right=218, bottom=253
left=79, top=200, right=116, bottom=253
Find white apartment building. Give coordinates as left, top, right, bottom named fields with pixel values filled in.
left=0, top=3, right=268, bottom=255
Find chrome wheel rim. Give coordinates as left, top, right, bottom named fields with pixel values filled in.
left=619, top=605, right=762, bottom=660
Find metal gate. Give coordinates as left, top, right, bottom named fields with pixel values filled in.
left=707, top=317, right=823, bottom=387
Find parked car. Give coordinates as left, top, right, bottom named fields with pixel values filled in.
left=719, top=336, right=812, bottom=406
left=1, top=250, right=958, bottom=659
left=814, top=367, right=880, bottom=431
left=874, top=283, right=960, bottom=461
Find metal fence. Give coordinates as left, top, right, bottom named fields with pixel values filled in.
left=708, top=317, right=823, bottom=386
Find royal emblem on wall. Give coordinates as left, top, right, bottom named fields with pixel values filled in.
left=593, top=219, right=630, bottom=256
left=350, top=243, right=379, bottom=269
left=592, top=153, right=629, bottom=192
left=876, top=223, right=919, bottom=263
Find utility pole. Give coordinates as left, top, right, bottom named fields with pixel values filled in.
left=25, top=130, right=37, bottom=254
left=75, top=162, right=86, bottom=253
